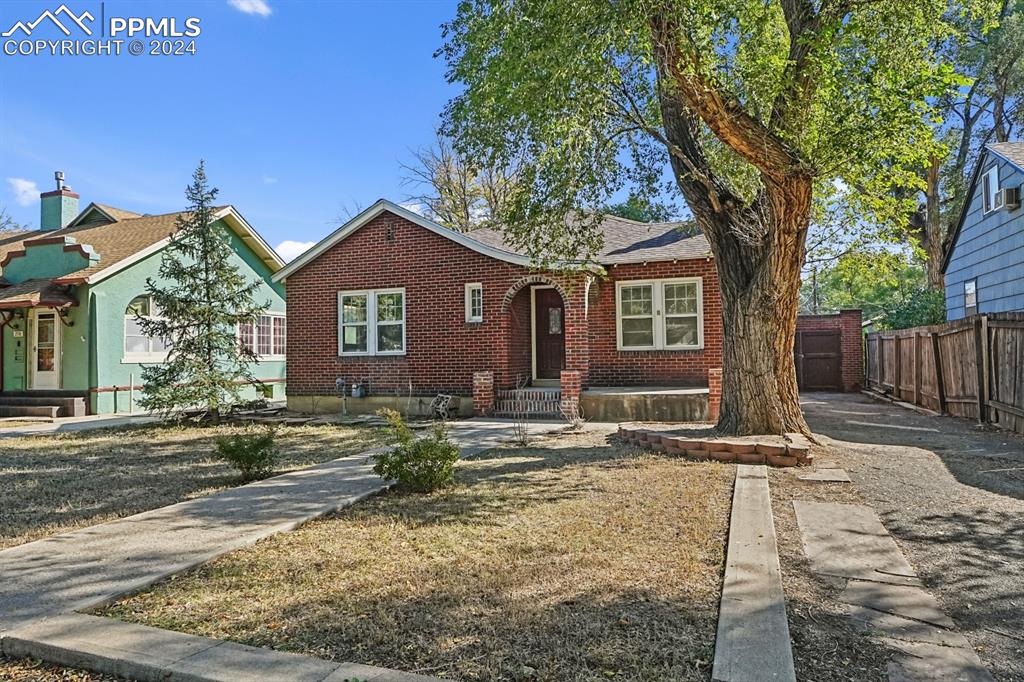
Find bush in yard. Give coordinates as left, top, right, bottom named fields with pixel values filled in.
left=373, top=408, right=459, bottom=492
left=215, top=426, right=278, bottom=481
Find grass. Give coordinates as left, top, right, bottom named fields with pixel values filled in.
left=0, top=422, right=387, bottom=549
left=103, top=430, right=734, bottom=681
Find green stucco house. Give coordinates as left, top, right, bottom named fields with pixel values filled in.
left=0, top=173, right=286, bottom=416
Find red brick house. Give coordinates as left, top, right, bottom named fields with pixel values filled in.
left=273, top=200, right=722, bottom=419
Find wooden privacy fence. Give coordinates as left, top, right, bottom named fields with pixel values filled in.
left=865, top=312, right=1024, bottom=435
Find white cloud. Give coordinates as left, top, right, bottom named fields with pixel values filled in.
left=262, top=175, right=278, bottom=185
left=228, top=0, right=272, bottom=17
left=275, top=239, right=315, bottom=262
left=6, top=178, right=39, bottom=206
left=400, top=201, right=426, bottom=216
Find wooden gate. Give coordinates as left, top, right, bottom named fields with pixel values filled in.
left=795, top=329, right=843, bottom=391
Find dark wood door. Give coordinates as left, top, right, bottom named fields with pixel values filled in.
left=534, top=288, right=566, bottom=379
left=795, top=330, right=842, bottom=391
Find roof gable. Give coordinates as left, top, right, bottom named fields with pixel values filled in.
left=943, top=144, right=1024, bottom=273
left=272, top=200, right=538, bottom=282
left=0, top=205, right=284, bottom=285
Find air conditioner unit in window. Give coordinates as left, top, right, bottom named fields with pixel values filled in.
left=993, top=186, right=1021, bottom=211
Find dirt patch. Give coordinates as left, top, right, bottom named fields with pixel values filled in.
left=102, top=430, right=733, bottom=682
left=0, top=422, right=387, bottom=549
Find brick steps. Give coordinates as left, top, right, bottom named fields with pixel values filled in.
left=617, top=427, right=813, bottom=467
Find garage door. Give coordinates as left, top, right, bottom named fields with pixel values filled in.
left=795, top=330, right=842, bottom=391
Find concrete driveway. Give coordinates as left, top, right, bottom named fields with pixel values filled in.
left=802, top=392, right=1024, bottom=681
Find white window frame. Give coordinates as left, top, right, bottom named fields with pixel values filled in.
left=615, top=277, right=704, bottom=351
left=238, top=313, right=287, bottom=360
left=465, top=283, right=483, bottom=323
left=337, top=288, right=406, bottom=356
left=964, top=279, right=978, bottom=316
left=123, top=294, right=169, bottom=363
left=982, top=166, right=1000, bottom=214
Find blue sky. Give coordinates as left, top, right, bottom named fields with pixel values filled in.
left=1, top=0, right=460, bottom=259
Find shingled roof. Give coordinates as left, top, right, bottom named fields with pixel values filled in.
left=0, top=205, right=282, bottom=285
left=471, top=214, right=710, bottom=265
left=988, top=142, right=1024, bottom=172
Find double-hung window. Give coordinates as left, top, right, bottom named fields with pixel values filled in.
left=239, top=314, right=286, bottom=359
left=124, top=295, right=169, bottom=360
left=338, top=289, right=406, bottom=355
left=465, top=283, right=483, bottom=323
left=616, top=278, right=703, bottom=350
left=982, top=166, right=1000, bottom=213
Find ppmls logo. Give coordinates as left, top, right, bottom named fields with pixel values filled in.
left=3, top=3, right=202, bottom=57
left=2, top=4, right=94, bottom=37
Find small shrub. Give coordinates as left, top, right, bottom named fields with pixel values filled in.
left=373, top=408, right=460, bottom=492
left=215, top=426, right=279, bottom=481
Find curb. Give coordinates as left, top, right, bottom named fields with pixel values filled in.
left=712, top=465, right=796, bottom=682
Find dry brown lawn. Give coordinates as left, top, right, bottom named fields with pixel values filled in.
left=0, top=655, right=118, bottom=681
left=0, top=422, right=387, bottom=549
left=103, top=430, right=734, bottom=682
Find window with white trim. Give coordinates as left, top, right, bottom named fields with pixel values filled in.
left=982, top=166, right=1000, bottom=213
left=964, top=279, right=978, bottom=316
left=239, top=314, right=286, bottom=358
left=124, top=295, right=169, bottom=359
left=338, top=289, right=406, bottom=355
left=616, top=278, right=703, bottom=350
left=465, top=283, right=483, bottom=322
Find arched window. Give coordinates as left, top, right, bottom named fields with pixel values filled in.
left=124, top=295, right=168, bottom=358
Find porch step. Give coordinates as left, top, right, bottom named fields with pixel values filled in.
left=0, top=394, right=87, bottom=418
left=0, top=405, right=60, bottom=418
left=494, top=389, right=562, bottom=417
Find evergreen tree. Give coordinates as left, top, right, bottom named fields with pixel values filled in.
left=137, top=162, right=268, bottom=419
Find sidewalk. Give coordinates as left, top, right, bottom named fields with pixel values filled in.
left=0, top=419, right=566, bottom=634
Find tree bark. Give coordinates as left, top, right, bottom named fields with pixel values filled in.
left=923, top=154, right=945, bottom=290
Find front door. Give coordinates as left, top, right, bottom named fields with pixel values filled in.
left=533, top=288, right=565, bottom=380
left=30, top=309, right=60, bottom=390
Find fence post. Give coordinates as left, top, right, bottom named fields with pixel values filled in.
left=913, top=332, right=923, bottom=406
left=894, top=336, right=902, bottom=399
left=876, top=335, right=884, bottom=390
left=974, top=316, right=990, bottom=423
left=930, top=331, right=946, bottom=414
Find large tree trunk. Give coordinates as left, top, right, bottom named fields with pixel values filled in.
left=711, top=181, right=812, bottom=435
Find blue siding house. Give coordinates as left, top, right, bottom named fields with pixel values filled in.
left=943, top=142, right=1024, bottom=319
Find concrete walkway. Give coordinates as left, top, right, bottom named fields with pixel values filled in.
left=0, top=418, right=564, bottom=635
left=0, top=413, right=159, bottom=439
left=794, top=501, right=994, bottom=681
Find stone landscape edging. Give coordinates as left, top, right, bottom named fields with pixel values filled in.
left=618, top=426, right=814, bottom=467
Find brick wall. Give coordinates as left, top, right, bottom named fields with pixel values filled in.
left=586, top=259, right=723, bottom=386
left=795, top=309, right=863, bottom=391
left=286, top=209, right=724, bottom=397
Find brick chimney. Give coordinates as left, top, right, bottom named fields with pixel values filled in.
left=40, top=170, right=79, bottom=230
